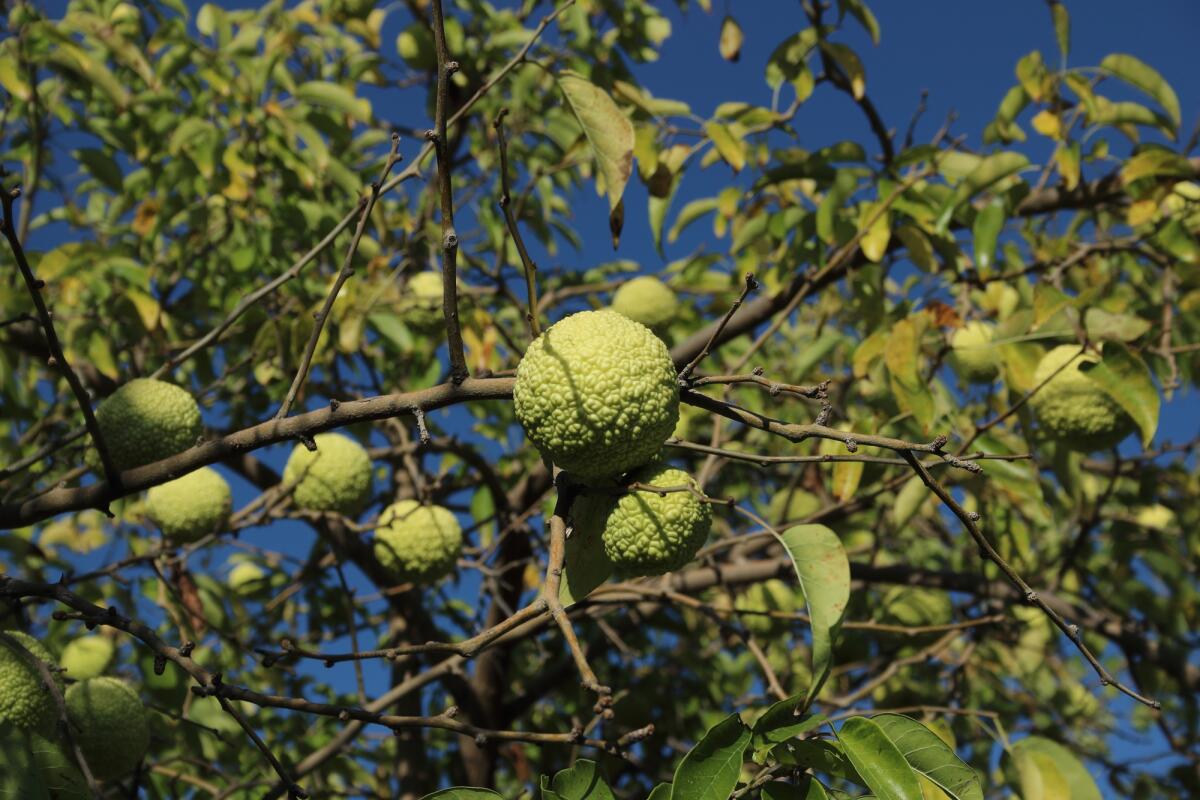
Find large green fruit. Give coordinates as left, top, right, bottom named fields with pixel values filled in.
left=92, top=378, right=202, bottom=471
left=514, top=310, right=679, bottom=481
left=611, top=275, right=679, bottom=329
left=373, top=500, right=463, bottom=584
left=64, top=677, right=150, bottom=781
left=1028, top=345, right=1135, bottom=451
left=949, top=321, right=999, bottom=383
left=573, top=462, right=712, bottom=577
left=0, top=632, right=62, bottom=733
left=60, top=635, right=115, bottom=680
left=282, top=432, right=373, bottom=516
left=145, top=466, right=232, bottom=543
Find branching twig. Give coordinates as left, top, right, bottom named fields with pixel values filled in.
left=493, top=108, right=542, bottom=338
left=0, top=180, right=120, bottom=500
left=678, top=272, right=758, bottom=381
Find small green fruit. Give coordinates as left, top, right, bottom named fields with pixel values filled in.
left=1028, top=345, right=1136, bottom=451
left=374, top=500, right=463, bottom=584
left=401, top=271, right=447, bottom=331
left=60, top=636, right=115, bottom=680
left=949, top=321, right=999, bottom=383
left=573, top=462, right=712, bottom=577
left=611, top=275, right=679, bottom=329
left=92, top=378, right=202, bottom=471
left=283, top=432, right=373, bottom=516
left=146, top=466, right=232, bottom=543
left=228, top=562, right=267, bottom=594
left=396, top=22, right=436, bottom=69
left=0, top=632, right=62, bottom=733
left=514, top=310, right=679, bottom=481
left=65, top=677, right=150, bottom=781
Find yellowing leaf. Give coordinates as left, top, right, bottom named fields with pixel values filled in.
left=858, top=202, right=891, bottom=262
left=704, top=121, right=746, bottom=172
left=1031, top=110, right=1062, bottom=139
left=559, top=71, right=635, bottom=212
left=1101, top=53, right=1181, bottom=129
left=718, top=15, right=743, bottom=62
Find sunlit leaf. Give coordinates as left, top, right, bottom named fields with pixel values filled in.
left=559, top=71, right=635, bottom=212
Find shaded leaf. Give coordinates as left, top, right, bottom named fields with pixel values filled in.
left=776, top=525, right=850, bottom=696
left=671, top=714, right=751, bottom=800
left=1009, top=737, right=1101, bottom=800
left=544, top=759, right=615, bottom=800
left=559, top=71, right=635, bottom=211
left=419, top=790, right=504, bottom=800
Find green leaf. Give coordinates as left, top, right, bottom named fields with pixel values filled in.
left=1082, top=342, right=1159, bottom=447
left=872, top=715, right=983, bottom=800
left=671, top=714, right=752, bottom=800
left=971, top=200, right=1004, bottom=273
left=559, top=71, right=635, bottom=212
left=670, top=197, right=720, bottom=244
left=559, top=519, right=612, bottom=607
left=704, top=122, right=747, bottom=173
left=0, top=726, right=47, bottom=800
left=775, top=525, right=850, bottom=697
left=543, top=759, right=615, bottom=800
left=839, top=0, right=881, bottom=45
left=647, top=785, right=672, bottom=800
left=76, top=148, right=123, bottom=193
left=821, top=42, right=866, bottom=99
left=936, top=152, right=1029, bottom=232
left=752, top=698, right=827, bottom=749
left=1008, top=737, right=1102, bottom=800
left=1082, top=308, right=1151, bottom=342
left=1100, top=53, right=1181, bottom=129
left=295, top=81, right=372, bottom=122
left=419, top=790, right=504, bottom=800
left=1048, top=2, right=1070, bottom=58
left=837, top=717, right=923, bottom=800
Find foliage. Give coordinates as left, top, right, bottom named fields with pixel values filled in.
left=0, top=0, right=1197, bottom=797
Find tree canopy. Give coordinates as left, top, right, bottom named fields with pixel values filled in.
left=0, top=0, right=1197, bottom=798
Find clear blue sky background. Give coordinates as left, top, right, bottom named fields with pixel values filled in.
left=22, top=0, right=1199, bottom=795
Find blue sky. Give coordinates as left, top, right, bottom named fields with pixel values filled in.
left=15, top=0, right=1199, bottom=795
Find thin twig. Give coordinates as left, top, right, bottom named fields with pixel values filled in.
left=678, top=272, right=758, bottom=381
left=276, top=134, right=402, bottom=418
left=493, top=108, right=542, bottom=338
left=430, top=0, right=469, bottom=383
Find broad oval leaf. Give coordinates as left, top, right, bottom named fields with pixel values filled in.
left=837, top=717, right=924, bottom=800
left=776, top=524, right=850, bottom=696
left=671, top=713, right=751, bottom=800
left=872, top=714, right=983, bottom=800
left=544, top=759, right=615, bottom=800
left=1082, top=341, right=1159, bottom=446
left=294, top=80, right=372, bottom=122
left=418, top=789, right=504, bottom=799
left=1009, top=737, right=1102, bottom=800
left=559, top=71, right=635, bottom=212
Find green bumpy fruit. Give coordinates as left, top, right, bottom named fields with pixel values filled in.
left=60, top=636, right=115, bottom=680
left=374, top=500, right=463, bottom=584
left=514, top=310, right=679, bottom=481
left=401, top=271, right=447, bottom=331
left=92, top=378, right=202, bottom=471
left=611, top=276, right=679, bottom=329
left=283, top=432, right=373, bottom=516
left=949, top=321, right=999, bottom=383
left=574, top=462, right=712, bottom=577
left=145, top=466, right=232, bottom=543
left=0, top=632, right=62, bottom=733
left=65, top=677, right=150, bottom=781
left=1028, top=345, right=1135, bottom=451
